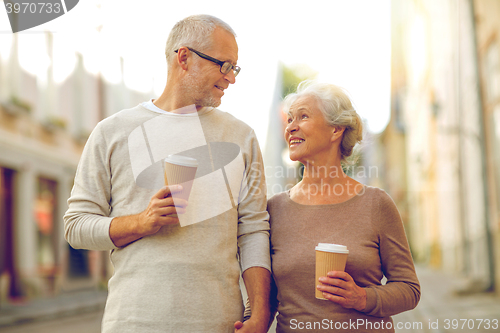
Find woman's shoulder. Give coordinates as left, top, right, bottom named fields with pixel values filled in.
left=267, top=191, right=298, bottom=218
left=359, top=185, right=393, bottom=202
left=353, top=186, right=400, bottom=218
left=267, top=191, right=290, bottom=208
left=266, top=186, right=396, bottom=210
left=361, top=186, right=402, bottom=226
left=267, top=191, right=296, bottom=228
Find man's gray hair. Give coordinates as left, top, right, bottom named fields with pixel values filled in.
left=165, top=15, right=236, bottom=68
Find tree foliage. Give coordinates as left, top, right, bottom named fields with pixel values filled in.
left=281, top=63, right=318, bottom=99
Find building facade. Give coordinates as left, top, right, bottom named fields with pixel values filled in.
left=0, top=31, right=152, bottom=303
left=474, top=0, right=500, bottom=295
left=384, top=0, right=498, bottom=293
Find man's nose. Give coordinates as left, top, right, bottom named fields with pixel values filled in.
left=224, top=70, right=236, bottom=84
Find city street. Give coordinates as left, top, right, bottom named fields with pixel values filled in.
left=1, top=0, right=500, bottom=332
left=0, top=311, right=102, bottom=333
left=393, top=266, right=500, bottom=333
left=1, top=266, right=498, bottom=332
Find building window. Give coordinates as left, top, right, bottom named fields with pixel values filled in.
left=68, top=246, right=90, bottom=279
left=493, top=106, right=500, bottom=210
left=484, top=41, right=500, bottom=212
left=34, top=177, right=58, bottom=293
left=0, top=167, right=22, bottom=300
left=485, top=42, right=500, bottom=103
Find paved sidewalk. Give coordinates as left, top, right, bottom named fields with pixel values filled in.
left=265, top=265, right=500, bottom=333
left=393, top=265, right=500, bottom=332
left=1, top=266, right=499, bottom=332
left=0, top=290, right=107, bottom=330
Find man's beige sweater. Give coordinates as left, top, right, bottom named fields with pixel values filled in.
left=64, top=104, right=270, bottom=332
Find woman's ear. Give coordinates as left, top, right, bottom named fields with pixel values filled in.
left=331, top=126, right=346, bottom=142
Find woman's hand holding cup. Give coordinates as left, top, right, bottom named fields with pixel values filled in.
left=317, top=271, right=367, bottom=311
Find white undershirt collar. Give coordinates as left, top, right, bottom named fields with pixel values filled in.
left=141, top=99, right=213, bottom=116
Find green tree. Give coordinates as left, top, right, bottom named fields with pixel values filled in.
left=281, top=64, right=317, bottom=181
left=281, top=63, right=318, bottom=99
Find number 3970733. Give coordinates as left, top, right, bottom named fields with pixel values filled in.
left=5, top=2, right=62, bottom=14
left=443, top=319, right=498, bottom=330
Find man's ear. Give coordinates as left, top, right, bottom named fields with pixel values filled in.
left=331, top=126, right=346, bottom=142
left=176, top=47, right=190, bottom=71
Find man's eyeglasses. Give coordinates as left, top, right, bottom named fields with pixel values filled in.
left=175, top=47, right=241, bottom=77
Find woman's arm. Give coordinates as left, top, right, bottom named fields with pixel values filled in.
left=362, top=190, right=421, bottom=317
left=318, top=189, right=420, bottom=317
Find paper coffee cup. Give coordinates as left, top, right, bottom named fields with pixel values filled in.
left=164, top=155, right=198, bottom=216
left=315, top=243, right=349, bottom=300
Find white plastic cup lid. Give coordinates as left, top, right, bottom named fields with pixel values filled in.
left=164, top=155, right=198, bottom=167
left=315, top=243, right=349, bottom=254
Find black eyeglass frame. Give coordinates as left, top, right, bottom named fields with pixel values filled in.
left=174, top=47, right=241, bottom=77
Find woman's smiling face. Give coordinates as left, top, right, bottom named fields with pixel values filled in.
left=284, top=95, right=337, bottom=164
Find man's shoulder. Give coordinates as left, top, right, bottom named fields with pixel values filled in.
left=83, top=104, right=157, bottom=146
left=210, top=108, right=254, bottom=133
left=96, top=104, right=154, bottom=130
left=102, top=104, right=149, bottom=121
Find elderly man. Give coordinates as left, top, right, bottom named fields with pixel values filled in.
left=64, top=15, right=271, bottom=333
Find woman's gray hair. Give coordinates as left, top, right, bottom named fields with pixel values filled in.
left=165, top=15, right=236, bottom=68
left=283, top=80, right=363, bottom=162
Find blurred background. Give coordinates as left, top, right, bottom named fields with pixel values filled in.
left=1, top=0, right=500, bottom=332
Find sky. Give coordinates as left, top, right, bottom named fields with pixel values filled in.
left=0, top=0, right=391, bottom=147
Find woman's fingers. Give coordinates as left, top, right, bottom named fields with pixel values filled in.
left=321, top=292, right=347, bottom=305
left=317, top=274, right=367, bottom=311
left=317, top=282, right=347, bottom=297
left=326, top=270, right=352, bottom=281
left=319, top=276, right=348, bottom=289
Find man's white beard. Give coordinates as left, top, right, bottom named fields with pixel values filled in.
left=181, top=69, right=221, bottom=108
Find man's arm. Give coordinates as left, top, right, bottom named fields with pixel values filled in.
left=233, top=130, right=272, bottom=332
left=64, top=122, right=186, bottom=250
left=109, top=186, right=187, bottom=247
left=234, top=267, right=271, bottom=333
left=243, top=267, right=271, bottom=321
left=64, top=123, right=117, bottom=251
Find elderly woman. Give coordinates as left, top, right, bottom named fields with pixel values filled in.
left=264, top=81, right=420, bottom=333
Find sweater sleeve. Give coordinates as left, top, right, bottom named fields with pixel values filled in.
left=362, top=190, right=420, bottom=317
left=64, top=123, right=118, bottom=251
left=237, top=130, right=271, bottom=273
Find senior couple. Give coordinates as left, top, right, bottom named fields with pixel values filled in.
left=64, top=15, right=420, bottom=333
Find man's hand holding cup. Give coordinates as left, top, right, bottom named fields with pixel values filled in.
left=137, top=185, right=188, bottom=236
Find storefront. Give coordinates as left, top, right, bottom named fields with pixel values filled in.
left=0, top=139, right=111, bottom=303
left=0, top=167, right=22, bottom=303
